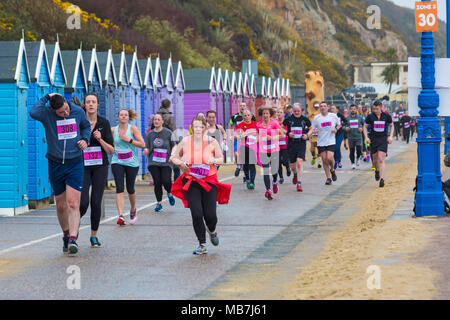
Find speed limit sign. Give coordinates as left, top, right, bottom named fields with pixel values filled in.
left=415, top=0, right=438, bottom=32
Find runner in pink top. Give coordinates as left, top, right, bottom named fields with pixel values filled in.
left=257, top=106, right=282, bottom=200
left=276, top=107, right=290, bottom=184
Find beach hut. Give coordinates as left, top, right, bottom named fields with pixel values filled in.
left=183, top=67, right=216, bottom=129
left=249, top=74, right=257, bottom=115
left=237, top=72, right=244, bottom=109
left=151, top=57, right=164, bottom=113
left=254, top=76, right=267, bottom=122
left=112, top=50, right=129, bottom=126
left=215, top=68, right=225, bottom=127
left=46, top=41, right=67, bottom=95
left=61, top=48, right=88, bottom=104
left=222, top=70, right=231, bottom=126
left=25, top=40, right=53, bottom=204
left=273, top=78, right=281, bottom=108
left=0, top=39, right=30, bottom=216
left=242, top=73, right=251, bottom=110
left=173, top=60, right=185, bottom=130
left=82, top=47, right=102, bottom=96
left=96, top=49, right=118, bottom=123
left=285, top=78, right=291, bottom=105
left=229, top=71, right=239, bottom=117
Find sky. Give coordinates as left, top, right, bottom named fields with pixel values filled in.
left=388, top=0, right=446, bottom=21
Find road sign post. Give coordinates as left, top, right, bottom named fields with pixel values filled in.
left=414, top=0, right=444, bottom=217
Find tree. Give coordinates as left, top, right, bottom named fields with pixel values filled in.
left=381, top=48, right=400, bottom=94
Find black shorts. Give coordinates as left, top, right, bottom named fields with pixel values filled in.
left=288, top=142, right=306, bottom=163
left=370, top=137, right=388, bottom=154
left=318, top=145, right=336, bottom=154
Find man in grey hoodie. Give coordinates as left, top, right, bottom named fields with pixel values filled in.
left=30, top=93, right=91, bottom=255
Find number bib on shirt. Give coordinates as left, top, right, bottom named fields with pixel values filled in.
left=117, top=148, right=133, bottom=164
left=83, top=146, right=102, bottom=166
left=373, top=121, right=385, bottom=132
left=349, top=120, right=359, bottom=129
left=321, top=121, right=332, bottom=128
left=262, top=138, right=275, bottom=151
left=404, top=123, right=410, bottom=129
left=152, top=148, right=167, bottom=163
left=246, top=135, right=257, bottom=146
left=57, top=119, right=77, bottom=140
left=291, top=126, right=303, bottom=139
left=190, top=164, right=210, bottom=179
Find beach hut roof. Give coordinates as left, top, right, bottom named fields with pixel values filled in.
left=45, top=41, right=67, bottom=86
left=61, top=49, right=88, bottom=90
left=112, top=51, right=128, bottom=85
left=97, top=49, right=117, bottom=87
left=138, top=57, right=154, bottom=89
left=125, top=51, right=142, bottom=87
left=184, top=67, right=216, bottom=92
left=82, top=47, right=102, bottom=88
left=174, top=60, right=185, bottom=91
left=255, top=77, right=266, bottom=97
left=0, top=39, right=31, bottom=84
left=24, top=40, right=51, bottom=83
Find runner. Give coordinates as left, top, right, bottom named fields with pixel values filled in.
left=343, top=107, right=349, bottom=150
left=257, top=106, right=282, bottom=200
left=364, top=100, right=393, bottom=188
left=400, top=110, right=412, bottom=144
left=206, top=110, right=227, bottom=154
left=392, top=107, right=401, bottom=140
left=143, top=113, right=176, bottom=212
left=283, top=104, right=311, bottom=191
left=111, top=109, right=146, bottom=225
left=30, top=93, right=91, bottom=255
left=330, top=105, right=347, bottom=169
left=79, top=93, right=115, bottom=248
left=170, top=115, right=231, bottom=255
left=229, top=102, right=256, bottom=178
left=284, top=104, right=293, bottom=119
left=308, top=101, right=341, bottom=185
left=361, top=106, right=371, bottom=163
left=410, top=116, right=417, bottom=140
left=188, top=112, right=206, bottom=135
left=234, top=109, right=258, bottom=190
left=276, top=106, right=291, bottom=184
left=345, top=104, right=364, bottom=169
left=308, top=102, right=322, bottom=169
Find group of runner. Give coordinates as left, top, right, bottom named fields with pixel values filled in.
left=30, top=92, right=396, bottom=257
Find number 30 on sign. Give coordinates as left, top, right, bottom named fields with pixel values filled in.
left=415, top=0, right=438, bottom=32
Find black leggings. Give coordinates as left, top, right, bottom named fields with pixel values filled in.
left=404, top=128, right=410, bottom=143
left=183, top=179, right=218, bottom=245
left=349, top=145, right=362, bottom=164
left=239, top=145, right=257, bottom=183
left=80, top=165, right=108, bottom=232
left=149, top=165, right=172, bottom=202
left=111, top=164, right=139, bottom=194
left=278, top=148, right=289, bottom=179
left=260, top=152, right=279, bottom=190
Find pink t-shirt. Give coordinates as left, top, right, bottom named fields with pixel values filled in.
left=257, top=119, right=281, bottom=154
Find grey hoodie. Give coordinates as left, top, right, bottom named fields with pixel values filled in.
left=30, top=94, right=91, bottom=164
left=157, top=107, right=176, bottom=132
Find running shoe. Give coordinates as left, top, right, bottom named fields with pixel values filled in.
left=318, top=159, right=322, bottom=168
left=379, top=178, right=385, bottom=188
left=371, top=166, right=376, bottom=171
left=155, top=203, right=163, bottom=212
left=246, top=181, right=251, bottom=190
left=273, top=183, right=278, bottom=194
left=279, top=178, right=284, bottom=185
left=208, top=230, right=219, bottom=246
left=90, top=236, right=101, bottom=248
left=63, top=236, right=69, bottom=253
left=331, top=170, right=337, bottom=182
left=117, top=215, right=126, bottom=226
left=338, top=162, right=343, bottom=168
left=265, top=190, right=273, bottom=200
left=243, top=176, right=246, bottom=184
left=292, top=176, right=298, bottom=185
left=334, top=162, right=338, bottom=170
left=375, top=171, right=380, bottom=181
left=297, top=184, right=303, bottom=192
left=287, top=167, right=291, bottom=177
left=68, top=240, right=78, bottom=255
left=325, top=178, right=332, bottom=185
left=249, top=183, right=255, bottom=190
left=352, top=163, right=356, bottom=170
left=234, top=167, right=241, bottom=177
left=356, top=159, right=360, bottom=167
left=129, top=209, right=137, bottom=225
left=168, top=194, right=176, bottom=206
left=311, top=156, right=316, bottom=166
left=193, top=244, right=208, bottom=255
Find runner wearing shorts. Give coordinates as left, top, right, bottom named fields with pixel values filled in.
left=30, top=93, right=91, bottom=255
left=283, top=104, right=311, bottom=191
left=364, top=100, right=393, bottom=188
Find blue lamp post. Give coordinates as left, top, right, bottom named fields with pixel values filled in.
left=415, top=0, right=444, bottom=217
left=445, top=0, right=450, bottom=154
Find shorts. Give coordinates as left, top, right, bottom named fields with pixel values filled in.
left=370, top=137, right=388, bottom=154
left=48, top=160, right=84, bottom=196
left=318, top=145, right=336, bottom=154
left=349, top=138, right=362, bottom=149
left=288, top=142, right=306, bottom=163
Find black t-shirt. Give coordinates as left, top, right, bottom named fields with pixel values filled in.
left=85, top=115, right=114, bottom=167
left=365, top=112, right=392, bottom=139
left=401, top=116, right=412, bottom=128
left=336, top=112, right=347, bottom=135
left=282, top=115, right=311, bottom=145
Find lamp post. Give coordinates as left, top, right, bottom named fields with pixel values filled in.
left=414, top=0, right=444, bottom=217
left=446, top=0, right=450, bottom=154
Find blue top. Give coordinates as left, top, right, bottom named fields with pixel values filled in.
left=30, top=94, right=91, bottom=164
left=111, top=124, right=140, bottom=167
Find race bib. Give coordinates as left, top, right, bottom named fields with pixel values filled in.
left=321, top=121, right=332, bottom=128
left=262, top=138, right=275, bottom=151
left=373, top=121, right=385, bottom=132
left=83, top=146, right=102, bottom=166
left=57, top=119, right=77, bottom=140
left=404, top=123, right=410, bottom=129
left=117, top=148, right=133, bottom=164
left=349, top=120, right=359, bottom=129
left=279, top=139, right=287, bottom=146
left=292, top=127, right=303, bottom=139
left=190, top=164, right=210, bottom=179
left=152, top=148, right=167, bottom=163
left=246, top=135, right=257, bottom=146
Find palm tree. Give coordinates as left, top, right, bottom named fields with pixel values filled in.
left=381, top=48, right=400, bottom=94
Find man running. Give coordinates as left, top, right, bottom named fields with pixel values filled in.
left=283, top=104, right=311, bottom=191
left=30, top=93, right=91, bottom=255
left=309, top=101, right=341, bottom=185
left=400, top=110, right=412, bottom=144
left=345, top=104, right=364, bottom=169
left=364, top=100, right=393, bottom=188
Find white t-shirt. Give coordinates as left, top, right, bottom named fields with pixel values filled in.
left=312, top=113, right=341, bottom=147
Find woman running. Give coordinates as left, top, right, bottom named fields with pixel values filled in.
left=79, top=93, right=115, bottom=247
left=257, top=106, right=282, bottom=200
left=170, top=115, right=232, bottom=255
left=111, top=109, right=145, bottom=225
left=143, top=113, right=176, bottom=212
left=234, top=109, right=258, bottom=190
left=276, top=107, right=290, bottom=184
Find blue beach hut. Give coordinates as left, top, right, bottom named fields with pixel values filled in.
left=112, top=50, right=128, bottom=126
left=96, top=49, right=118, bottom=122
left=151, top=57, right=164, bottom=114
left=173, top=60, right=185, bottom=130
left=25, top=39, right=53, bottom=204
left=46, top=40, right=67, bottom=95
left=0, top=39, right=30, bottom=216
left=61, top=48, right=88, bottom=104
left=82, top=46, right=102, bottom=96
